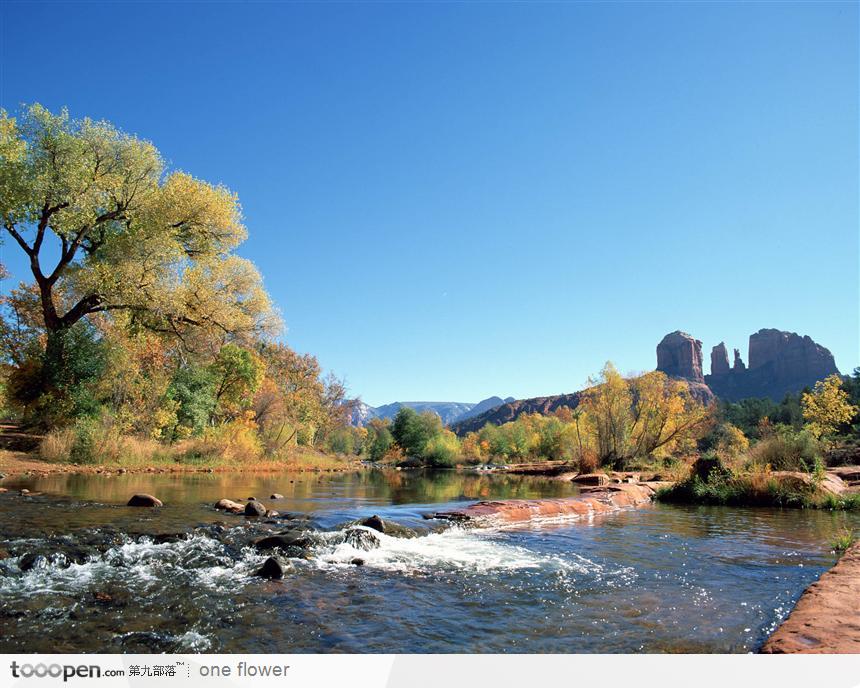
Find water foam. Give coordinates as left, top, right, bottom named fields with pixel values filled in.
left=312, top=525, right=606, bottom=576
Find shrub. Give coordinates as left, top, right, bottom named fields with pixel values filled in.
left=422, top=431, right=461, bottom=467
left=714, top=423, right=749, bottom=460
left=747, top=426, right=821, bottom=472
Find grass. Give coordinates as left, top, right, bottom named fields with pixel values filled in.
left=34, top=423, right=360, bottom=472
left=656, top=468, right=860, bottom=511
left=830, top=528, right=856, bottom=554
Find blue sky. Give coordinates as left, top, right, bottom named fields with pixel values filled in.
left=1, top=1, right=857, bottom=407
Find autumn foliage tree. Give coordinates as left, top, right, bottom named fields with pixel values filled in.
left=1, top=104, right=278, bottom=402
left=802, top=374, right=858, bottom=440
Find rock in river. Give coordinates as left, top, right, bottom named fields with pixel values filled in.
left=270, top=493, right=285, bottom=500
left=254, top=531, right=314, bottom=554
left=254, top=556, right=290, bottom=580
left=359, top=515, right=386, bottom=532
left=245, top=501, right=267, bottom=517
left=127, top=494, right=163, bottom=507
left=343, top=527, right=380, bottom=551
left=214, top=498, right=245, bottom=514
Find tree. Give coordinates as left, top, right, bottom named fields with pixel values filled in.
left=802, top=375, right=858, bottom=439
left=390, top=406, right=442, bottom=457
left=209, top=344, right=264, bottom=422
left=581, top=362, right=632, bottom=465
left=0, top=104, right=278, bottom=394
left=366, top=419, right=393, bottom=461
left=628, top=371, right=713, bottom=459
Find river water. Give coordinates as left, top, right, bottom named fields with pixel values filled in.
left=0, top=468, right=856, bottom=653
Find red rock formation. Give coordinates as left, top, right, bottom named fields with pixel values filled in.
left=710, top=342, right=730, bottom=376
left=426, top=483, right=654, bottom=525
left=706, top=329, right=839, bottom=402
left=656, top=331, right=704, bottom=383
left=761, top=541, right=860, bottom=653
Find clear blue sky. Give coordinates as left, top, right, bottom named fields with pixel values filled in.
left=1, top=1, right=857, bottom=407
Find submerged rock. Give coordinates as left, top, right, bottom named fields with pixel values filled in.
left=254, top=531, right=314, bottom=554
left=343, top=527, right=380, bottom=551
left=254, top=556, right=290, bottom=580
left=127, top=494, right=163, bottom=507
left=151, top=533, right=188, bottom=545
left=18, top=553, right=48, bottom=571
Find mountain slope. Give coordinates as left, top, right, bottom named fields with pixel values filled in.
left=450, top=392, right=585, bottom=436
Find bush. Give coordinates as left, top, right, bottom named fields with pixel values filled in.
left=422, top=431, right=461, bottom=467
left=326, top=427, right=356, bottom=455
left=748, top=426, right=821, bottom=472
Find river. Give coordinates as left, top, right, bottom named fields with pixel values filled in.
left=0, top=468, right=856, bottom=653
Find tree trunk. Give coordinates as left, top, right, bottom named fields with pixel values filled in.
left=42, top=325, right=72, bottom=392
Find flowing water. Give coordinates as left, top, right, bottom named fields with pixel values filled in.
left=0, top=468, right=856, bottom=653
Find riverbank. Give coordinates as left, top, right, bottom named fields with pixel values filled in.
left=0, top=447, right=361, bottom=477
left=761, top=540, right=860, bottom=653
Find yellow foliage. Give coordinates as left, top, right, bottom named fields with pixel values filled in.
left=802, top=374, right=858, bottom=439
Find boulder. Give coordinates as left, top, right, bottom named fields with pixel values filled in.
left=127, top=494, right=163, bottom=507
left=350, top=557, right=366, bottom=566
left=244, top=501, right=267, bottom=517
left=18, top=553, right=47, bottom=571
left=270, top=493, right=285, bottom=500
left=359, top=515, right=385, bottom=533
left=214, top=498, right=245, bottom=514
left=254, top=532, right=314, bottom=553
left=254, top=556, right=289, bottom=580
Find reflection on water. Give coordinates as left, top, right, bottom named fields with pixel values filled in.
left=0, top=468, right=856, bottom=653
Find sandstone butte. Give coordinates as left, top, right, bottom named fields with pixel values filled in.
left=426, top=482, right=655, bottom=525
left=761, top=540, right=860, bottom=654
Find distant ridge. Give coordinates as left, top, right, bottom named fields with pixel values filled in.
left=349, top=396, right=512, bottom=427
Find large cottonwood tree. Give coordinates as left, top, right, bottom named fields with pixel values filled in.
left=0, top=104, right=278, bottom=384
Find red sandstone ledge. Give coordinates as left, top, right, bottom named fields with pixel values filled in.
left=761, top=541, right=860, bottom=654
left=426, top=483, right=655, bottom=525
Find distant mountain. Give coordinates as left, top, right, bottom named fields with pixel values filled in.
left=349, top=401, right=379, bottom=427
left=453, top=396, right=511, bottom=423
left=450, top=392, right=585, bottom=436
left=348, top=396, right=512, bottom=427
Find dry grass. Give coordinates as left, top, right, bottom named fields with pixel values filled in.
left=32, top=421, right=358, bottom=473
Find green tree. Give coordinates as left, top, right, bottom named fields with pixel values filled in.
left=390, top=406, right=442, bottom=457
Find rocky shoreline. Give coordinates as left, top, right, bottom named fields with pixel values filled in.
left=761, top=540, right=860, bottom=653
left=426, top=482, right=655, bottom=525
